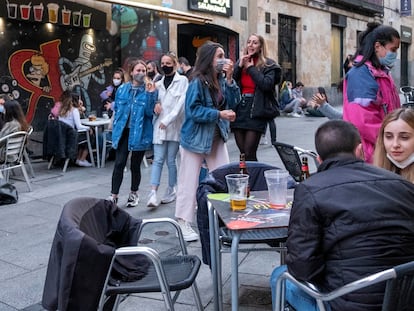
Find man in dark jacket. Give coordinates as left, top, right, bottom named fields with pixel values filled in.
left=271, top=120, right=414, bottom=311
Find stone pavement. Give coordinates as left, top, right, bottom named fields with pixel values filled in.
left=0, top=115, right=328, bottom=311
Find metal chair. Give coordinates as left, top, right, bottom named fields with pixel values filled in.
left=273, top=260, right=414, bottom=311
left=273, top=142, right=319, bottom=183
left=23, top=126, right=35, bottom=178
left=42, top=197, right=203, bottom=311
left=400, top=86, right=414, bottom=108
left=0, top=130, right=32, bottom=191
left=98, top=218, right=203, bottom=311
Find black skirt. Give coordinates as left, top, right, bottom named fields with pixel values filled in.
left=231, top=96, right=268, bottom=133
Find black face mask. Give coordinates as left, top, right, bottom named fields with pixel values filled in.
left=147, top=71, right=156, bottom=79
left=162, top=65, right=174, bottom=75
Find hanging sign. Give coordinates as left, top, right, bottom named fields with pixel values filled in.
left=188, top=0, right=232, bottom=17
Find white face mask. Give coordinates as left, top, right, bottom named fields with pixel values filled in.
left=113, top=79, right=122, bottom=86
left=387, top=153, right=414, bottom=169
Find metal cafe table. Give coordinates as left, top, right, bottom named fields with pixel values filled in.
left=208, top=191, right=292, bottom=311
left=81, top=118, right=111, bottom=168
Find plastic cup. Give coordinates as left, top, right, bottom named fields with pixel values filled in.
left=225, top=174, right=249, bottom=211
left=7, top=3, right=18, bottom=19
left=264, top=169, right=289, bottom=209
left=33, top=3, right=44, bottom=22
left=72, top=11, right=81, bottom=26
left=62, top=8, right=71, bottom=25
left=20, top=4, right=31, bottom=20
left=83, top=13, right=92, bottom=27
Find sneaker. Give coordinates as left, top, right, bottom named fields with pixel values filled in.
left=147, top=190, right=160, bottom=208
left=259, top=135, right=268, bottom=145
left=291, top=112, right=303, bottom=118
left=106, top=195, right=118, bottom=205
left=126, top=192, right=139, bottom=207
left=76, top=159, right=92, bottom=167
left=161, top=186, right=176, bottom=204
left=177, top=219, right=199, bottom=242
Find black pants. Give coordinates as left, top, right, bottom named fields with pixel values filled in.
left=111, top=128, right=146, bottom=195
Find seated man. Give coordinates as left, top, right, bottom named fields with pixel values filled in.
left=270, top=120, right=414, bottom=311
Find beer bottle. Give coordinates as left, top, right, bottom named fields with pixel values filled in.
left=301, top=156, right=310, bottom=181
left=239, top=153, right=250, bottom=197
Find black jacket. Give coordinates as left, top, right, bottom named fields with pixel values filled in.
left=42, top=197, right=149, bottom=311
left=42, top=119, right=78, bottom=161
left=287, top=156, right=414, bottom=311
left=233, top=58, right=282, bottom=119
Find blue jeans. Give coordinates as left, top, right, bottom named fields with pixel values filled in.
left=270, top=265, right=330, bottom=311
left=150, top=141, right=179, bottom=188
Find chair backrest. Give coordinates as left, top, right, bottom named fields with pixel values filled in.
left=382, top=260, right=414, bottom=310
left=273, top=142, right=319, bottom=183
left=1, top=131, right=28, bottom=164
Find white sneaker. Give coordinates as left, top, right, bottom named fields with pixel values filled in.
left=147, top=190, right=160, bottom=208
left=161, top=186, right=176, bottom=204
left=76, top=159, right=92, bottom=167
left=177, top=219, right=199, bottom=242
left=126, top=192, right=139, bottom=207
left=291, top=112, right=303, bottom=118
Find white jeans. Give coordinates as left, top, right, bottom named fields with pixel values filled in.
left=175, top=139, right=229, bottom=223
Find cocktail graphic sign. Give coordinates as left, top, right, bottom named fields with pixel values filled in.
left=47, top=3, right=59, bottom=23
left=33, top=3, right=43, bottom=22
left=61, top=6, right=71, bottom=25
left=6, top=1, right=18, bottom=19
left=19, top=2, right=31, bottom=20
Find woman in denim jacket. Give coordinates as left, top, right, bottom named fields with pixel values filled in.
left=107, top=59, right=157, bottom=207
left=175, top=41, right=240, bottom=241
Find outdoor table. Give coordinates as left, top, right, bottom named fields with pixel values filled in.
left=208, top=190, right=293, bottom=311
left=81, top=118, right=111, bottom=168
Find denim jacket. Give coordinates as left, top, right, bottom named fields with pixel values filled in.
left=112, top=82, right=157, bottom=151
left=180, top=76, right=240, bottom=154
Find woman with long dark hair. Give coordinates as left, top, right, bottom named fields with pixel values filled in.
left=343, top=22, right=401, bottom=163
left=175, top=41, right=240, bottom=241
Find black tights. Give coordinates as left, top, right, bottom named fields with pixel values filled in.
left=233, top=129, right=262, bottom=161
left=111, top=128, right=146, bottom=195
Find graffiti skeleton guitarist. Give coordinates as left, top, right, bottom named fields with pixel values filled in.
left=58, top=34, right=111, bottom=112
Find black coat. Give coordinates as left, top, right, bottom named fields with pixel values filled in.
left=42, top=119, right=78, bottom=161
left=233, top=58, right=282, bottom=119
left=287, top=156, right=414, bottom=311
left=42, top=197, right=149, bottom=311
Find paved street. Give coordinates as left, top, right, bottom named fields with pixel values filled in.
left=0, top=114, right=328, bottom=311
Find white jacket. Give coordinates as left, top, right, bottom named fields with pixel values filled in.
left=153, top=72, right=188, bottom=144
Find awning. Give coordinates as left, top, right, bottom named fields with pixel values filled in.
left=99, top=0, right=212, bottom=24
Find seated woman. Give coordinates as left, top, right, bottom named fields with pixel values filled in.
left=279, top=81, right=305, bottom=118
left=57, top=91, right=92, bottom=167
left=374, top=107, right=414, bottom=182
left=0, top=99, right=30, bottom=162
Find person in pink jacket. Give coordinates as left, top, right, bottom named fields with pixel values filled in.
left=343, top=22, right=401, bottom=163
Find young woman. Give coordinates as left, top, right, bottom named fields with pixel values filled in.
left=100, top=68, right=126, bottom=118
left=107, top=59, right=157, bottom=207
left=57, top=91, right=92, bottom=167
left=374, top=108, right=414, bottom=183
left=0, top=99, right=29, bottom=162
left=175, top=41, right=240, bottom=241
left=231, top=34, right=282, bottom=161
left=343, top=22, right=401, bottom=163
left=146, top=52, right=188, bottom=208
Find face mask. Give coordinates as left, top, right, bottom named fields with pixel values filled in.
left=177, top=67, right=184, bottom=75
left=379, top=51, right=397, bottom=68
left=133, top=73, right=145, bottom=84
left=215, top=58, right=228, bottom=73
left=113, top=79, right=121, bottom=86
left=147, top=71, right=156, bottom=79
left=161, top=65, right=174, bottom=75
left=0, top=105, right=4, bottom=114
left=387, top=153, right=414, bottom=169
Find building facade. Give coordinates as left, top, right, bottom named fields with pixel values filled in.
left=0, top=0, right=412, bottom=130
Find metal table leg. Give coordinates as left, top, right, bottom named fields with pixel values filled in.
left=231, top=232, right=241, bottom=311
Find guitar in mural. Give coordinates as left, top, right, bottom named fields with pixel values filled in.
left=60, top=58, right=112, bottom=91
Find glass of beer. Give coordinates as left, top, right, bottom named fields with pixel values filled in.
left=225, top=174, right=249, bottom=211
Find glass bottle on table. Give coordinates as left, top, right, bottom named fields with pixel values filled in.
left=239, top=153, right=250, bottom=197
left=301, top=156, right=310, bottom=181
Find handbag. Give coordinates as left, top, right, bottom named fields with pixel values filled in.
left=0, top=183, right=18, bottom=205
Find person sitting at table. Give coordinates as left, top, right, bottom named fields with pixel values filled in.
left=0, top=99, right=30, bottom=162
left=57, top=90, right=93, bottom=167
left=270, top=120, right=414, bottom=311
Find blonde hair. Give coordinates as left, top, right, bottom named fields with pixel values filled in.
left=247, top=34, right=272, bottom=68
left=374, top=108, right=414, bottom=182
